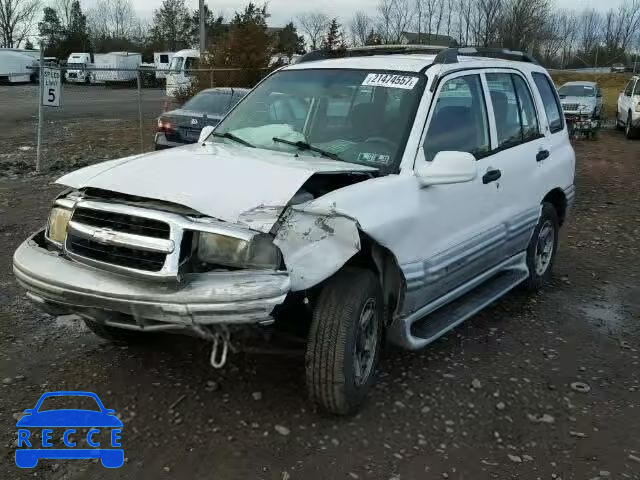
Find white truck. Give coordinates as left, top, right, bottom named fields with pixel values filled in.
left=0, top=49, right=38, bottom=83
left=166, top=49, right=200, bottom=97
left=93, top=52, right=142, bottom=84
left=65, top=53, right=95, bottom=84
left=13, top=46, right=576, bottom=415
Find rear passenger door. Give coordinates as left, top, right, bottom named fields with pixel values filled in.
left=482, top=70, right=549, bottom=259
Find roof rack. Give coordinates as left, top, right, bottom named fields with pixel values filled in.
left=433, top=47, right=540, bottom=65
left=296, top=44, right=448, bottom=64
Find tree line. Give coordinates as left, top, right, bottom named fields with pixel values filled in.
left=2, top=0, right=639, bottom=69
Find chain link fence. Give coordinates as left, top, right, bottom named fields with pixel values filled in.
left=0, top=66, right=268, bottom=177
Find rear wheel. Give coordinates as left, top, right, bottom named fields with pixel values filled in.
left=83, top=319, right=153, bottom=345
left=626, top=112, right=639, bottom=139
left=523, top=202, right=559, bottom=291
left=305, top=268, right=383, bottom=415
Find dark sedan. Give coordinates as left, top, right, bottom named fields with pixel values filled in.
left=155, top=87, right=249, bottom=149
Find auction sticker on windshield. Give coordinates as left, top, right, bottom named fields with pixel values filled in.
left=362, top=73, right=419, bottom=90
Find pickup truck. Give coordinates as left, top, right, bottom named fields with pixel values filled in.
left=13, top=46, right=576, bottom=415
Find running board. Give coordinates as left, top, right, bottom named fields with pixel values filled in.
left=386, top=253, right=529, bottom=350
left=410, top=269, right=528, bottom=343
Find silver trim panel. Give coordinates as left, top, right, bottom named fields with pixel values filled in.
left=68, top=221, right=175, bottom=253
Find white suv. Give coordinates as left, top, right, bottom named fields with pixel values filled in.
left=14, top=47, right=576, bottom=415
left=617, top=75, right=640, bottom=139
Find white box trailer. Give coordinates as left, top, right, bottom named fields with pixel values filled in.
left=154, top=51, right=175, bottom=80
left=94, top=52, right=142, bottom=84
left=0, top=49, right=37, bottom=83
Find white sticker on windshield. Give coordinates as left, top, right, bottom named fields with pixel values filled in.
left=362, top=73, right=419, bottom=90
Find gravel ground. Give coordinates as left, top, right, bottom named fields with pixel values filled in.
left=1, top=131, right=639, bottom=479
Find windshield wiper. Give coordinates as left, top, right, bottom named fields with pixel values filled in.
left=210, top=132, right=254, bottom=148
left=272, top=137, right=343, bottom=162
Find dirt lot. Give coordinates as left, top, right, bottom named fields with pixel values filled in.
left=1, top=130, right=639, bottom=480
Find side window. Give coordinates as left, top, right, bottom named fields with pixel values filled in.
left=512, top=75, right=540, bottom=141
left=532, top=72, right=564, bottom=134
left=160, top=54, right=169, bottom=63
left=423, top=74, right=490, bottom=162
left=633, top=80, right=640, bottom=96
left=624, top=80, right=634, bottom=96
left=185, top=57, right=199, bottom=71
left=486, top=73, right=522, bottom=148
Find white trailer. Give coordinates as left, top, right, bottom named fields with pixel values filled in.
left=93, top=52, right=142, bottom=84
left=0, top=50, right=37, bottom=83
left=154, top=51, right=175, bottom=80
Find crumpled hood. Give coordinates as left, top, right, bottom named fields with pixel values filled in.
left=56, top=142, right=376, bottom=233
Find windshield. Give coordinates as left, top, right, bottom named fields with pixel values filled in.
left=214, top=69, right=425, bottom=171
left=559, top=85, right=596, bottom=97
left=169, top=56, right=184, bottom=72
left=183, top=91, right=245, bottom=115
left=67, top=63, right=85, bottom=69
left=38, top=395, right=101, bottom=412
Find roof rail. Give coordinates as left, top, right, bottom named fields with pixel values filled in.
left=296, top=44, right=448, bottom=64
left=432, top=47, right=540, bottom=65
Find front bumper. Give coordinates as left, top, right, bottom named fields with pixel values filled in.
left=13, top=232, right=290, bottom=330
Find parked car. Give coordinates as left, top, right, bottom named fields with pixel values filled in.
left=611, top=63, right=626, bottom=73
left=558, top=81, right=603, bottom=119
left=13, top=46, right=575, bottom=415
left=155, top=87, right=249, bottom=149
left=616, top=75, right=640, bottom=139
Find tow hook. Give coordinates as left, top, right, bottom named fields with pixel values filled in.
left=209, top=327, right=233, bottom=369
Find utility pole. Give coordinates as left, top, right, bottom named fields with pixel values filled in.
left=199, top=0, right=206, bottom=56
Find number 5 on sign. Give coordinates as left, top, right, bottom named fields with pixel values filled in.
left=42, top=68, right=62, bottom=107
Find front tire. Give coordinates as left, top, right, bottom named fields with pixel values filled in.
left=306, top=268, right=383, bottom=415
left=626, top=112, right=639, bottom=139
left=83, top=319, right=153, bottom=345
left=523, top=202, right=559, bottom=291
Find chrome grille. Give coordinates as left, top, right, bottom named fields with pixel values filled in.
left=67, top=235, right=167, bottom=271
left=73, top=207, right=170, bottom=239
left=562, top=103, right=579, bottom=111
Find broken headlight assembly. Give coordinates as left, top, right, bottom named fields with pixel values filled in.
left=46, top=206, right=72, bottom=246
left=197, top=232, right=282, bottom=269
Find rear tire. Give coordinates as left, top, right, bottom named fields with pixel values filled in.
left=523, top=202, right=559, bottom=291
left=626, top=112, right=639, bottom=139
left=83, top=319, right=153, bottom=345
left=305, top=268, right=383, bottom=415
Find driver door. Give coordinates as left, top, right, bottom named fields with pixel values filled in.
left=406, top=72, right=506, bottom=312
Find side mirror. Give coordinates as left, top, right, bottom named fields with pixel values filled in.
left=198, top=125, right=215, bottom=144
left=416, top=151, right=478, bottom=187
left=23, top=409, right=34, bottom=414
left=105, top=409, right=116, bottom=415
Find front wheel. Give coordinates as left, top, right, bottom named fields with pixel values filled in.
left=626, top=112, right=639, bottom=139
left=523, top=202, right=559, bottom=291
left=305, top=268, right=383, bottom=415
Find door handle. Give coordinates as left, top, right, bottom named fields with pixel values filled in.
left=536, top=150, right=550, bottom=162
left=482, top=169, right=502, bottom=184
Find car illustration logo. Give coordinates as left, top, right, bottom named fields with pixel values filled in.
left=15, top=391, right=124, bottom=468
left=191, top=118, right=198, bottom=125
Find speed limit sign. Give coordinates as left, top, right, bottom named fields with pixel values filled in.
left=42, top=68, right=62, bottom=107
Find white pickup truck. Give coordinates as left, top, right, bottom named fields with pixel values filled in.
left=14, top=46, right=576, bottom=415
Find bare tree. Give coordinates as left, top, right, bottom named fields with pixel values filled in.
left=89, top=0, right=139, bottom=40
left=297, top=12, right=329, bottom=50
left=497, top=0, right=550, bottom=51
left=472, top=0, right=503, bottom=46
left=350, top=11, right=372, bottom=46
left=53, top=0, right=73, bottom=29
left=376, top=0, right=394, bottom=43
left=0, top=0, right=40, bottom=47
left=577, top=9, right=602, bottom=55
left=376, top=0, right=414, bottom=44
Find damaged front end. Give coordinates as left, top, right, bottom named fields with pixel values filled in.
left=13, top=170, right=373, bottom=365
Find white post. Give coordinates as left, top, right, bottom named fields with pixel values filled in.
left=36, top=44, right=44, bottom=173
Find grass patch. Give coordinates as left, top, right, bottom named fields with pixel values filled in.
left=550, top=72, right=632, bottom=120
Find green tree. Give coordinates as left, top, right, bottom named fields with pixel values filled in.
left=276, top=22, right=305, bottom=58
left=149, top=0, right=191, bottom=51
left=64, top=0, right=90, bottom=52
left=188, top=5, right=227, bottom=48
left=321, top=18, right=343, bottom=51
left=39, top=7, right=64, bottom=57
left=24, top=38, right=34, bottom=49
left=365, top=29, right=381, bottom=46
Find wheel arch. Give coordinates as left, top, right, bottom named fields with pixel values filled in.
left=542, top=188, right=568, bottom=227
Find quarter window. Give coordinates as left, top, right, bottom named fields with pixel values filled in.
left=633, top=80, right=640, bottom=96
left=423, top=75, right=490, bottom=161
left=532, top=72, right=564, bottom=134
left=624, top=80, right=634, bottom=96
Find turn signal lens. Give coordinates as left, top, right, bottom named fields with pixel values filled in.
left=47, top=207, right=72, bottom=245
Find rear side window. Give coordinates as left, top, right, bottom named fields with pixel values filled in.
left=160, top=54, right=169, bottom=63
left=512, top=75, right=540, bottom=141
left=624, top=80, right=634, bottom=96
left=424, top=74, right=490, bottom=161
left=532, top=73, right=564, bottom=134
left=634, top=80, right=640, bottom=96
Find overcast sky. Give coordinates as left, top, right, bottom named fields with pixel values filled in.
left=83, top=0, right=628, bottom=27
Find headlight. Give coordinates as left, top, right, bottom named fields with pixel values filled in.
left=46, top=207, right=72, bottom=245
left=197, top=232, right=281, bottom=269
left=578, top=104, right=591, bottom=112
left=635, top=103, right=640, bottom=113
